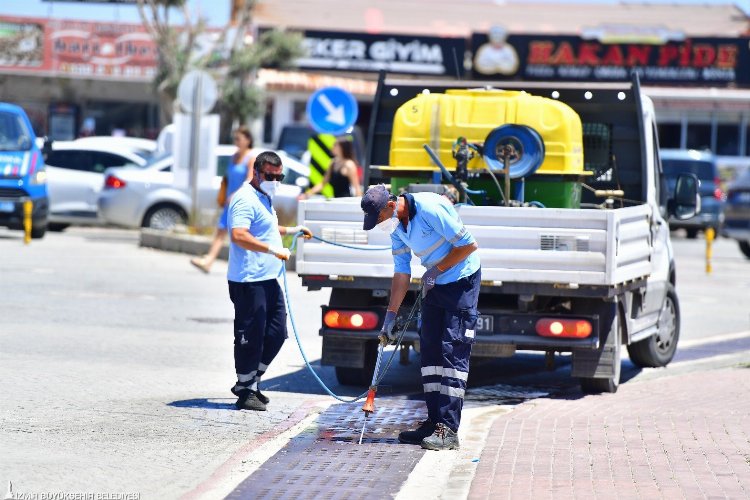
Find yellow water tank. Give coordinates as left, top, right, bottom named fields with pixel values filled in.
left=389, top=89, right=585, bottom=175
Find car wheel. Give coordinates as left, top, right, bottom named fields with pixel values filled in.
left=685, top=228, right=699, bottom=239
left=739, top=240, right=750, bottom=259
left=142, top=204, right=186, bottom=230
left=31, top=224, right=46, bottom=239
left=627, top=284, right=680, bottom=367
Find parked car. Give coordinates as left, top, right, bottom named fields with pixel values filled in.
left=98, top=147, right=309, bottom=230
left=0, top=102, right=48, bottom=238
left=44, top=141, right=149, bottom=228
left=661, top=149, right=724, bottom=238
left=722, top=167, right=750, bottom=259
left=73, top=136, right=157, bottom=159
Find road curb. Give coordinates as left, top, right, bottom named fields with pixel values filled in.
left=139, top=228, right=298, bottom=271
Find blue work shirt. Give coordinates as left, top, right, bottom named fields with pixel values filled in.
left=227, top=183, right=283, bottom=282
left=391, top=192, right=480, bottom=284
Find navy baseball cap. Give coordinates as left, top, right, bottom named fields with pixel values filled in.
left=361, top=184, right=391, bottom=230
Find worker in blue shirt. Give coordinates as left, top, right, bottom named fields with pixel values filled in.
left=361, top=184, right=481, bottom=450
left=228, top=151, right=311, bottom=411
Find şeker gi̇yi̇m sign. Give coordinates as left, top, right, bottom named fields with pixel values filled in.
left=471, top=32, right=750, bottom=86
left=296, top=30, right=466, bottom=77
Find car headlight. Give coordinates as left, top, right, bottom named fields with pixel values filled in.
left=30, top=167, right=47, bottom=185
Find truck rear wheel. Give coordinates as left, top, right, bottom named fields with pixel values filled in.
left=334, top=339, right=378, bottom=386
left=577, top=303, right=621, bottom=394
left=627, top=284, right=680, bottom=368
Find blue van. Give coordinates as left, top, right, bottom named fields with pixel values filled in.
left=0, top=103, right=48, bottom=238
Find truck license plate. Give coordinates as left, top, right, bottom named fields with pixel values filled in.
left=476, top=314, right=494, bottom=334
left=0, top=201, right=14, bottom=213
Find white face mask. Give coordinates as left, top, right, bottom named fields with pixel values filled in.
left=260, top=180, right=279, bottom=199
left=375, top=209, right=399, bottom=234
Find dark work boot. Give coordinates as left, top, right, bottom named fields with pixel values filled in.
left=398, top=419, right=435, bottom=445
left=231, top=385, right=270, bottom=404
left=255, top=389, right=270, bottom=405
left=235, top=391, right=267, bottom=411
left=421, top=423, right=460, bottom=451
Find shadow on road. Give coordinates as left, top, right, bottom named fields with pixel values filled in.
left=167, top=398, right=237, bottom=410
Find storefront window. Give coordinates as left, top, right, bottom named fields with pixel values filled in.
left=686, top=124, right=711, bottom=151
left=657, top=123, right=681, bottom=149
left=716, top=124, right=739, bottom=156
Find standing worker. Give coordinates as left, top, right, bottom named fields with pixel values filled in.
left=299, top=137, right=362, bottom=199
left=361, top=185, right=480, bottom=450
left=227, top=151, right=312, bottom=411
left=191, top=126, right=255, bottom=274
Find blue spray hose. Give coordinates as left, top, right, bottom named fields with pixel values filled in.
left=278, top=233, right=419, bottom=403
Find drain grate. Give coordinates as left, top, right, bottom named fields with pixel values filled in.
left=465, top=384, right=549, bottom=403
left=228, top=399, right=427, bottom=499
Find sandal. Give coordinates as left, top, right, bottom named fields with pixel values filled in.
left=190, top=256, right=211, bottom=274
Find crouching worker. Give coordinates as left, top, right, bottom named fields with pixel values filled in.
left=227, top=151, right=312, bottom=411
left=361, top=185, right=480, bottom=450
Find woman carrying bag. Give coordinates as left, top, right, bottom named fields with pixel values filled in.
left=190, top=126, right=255, bottom=274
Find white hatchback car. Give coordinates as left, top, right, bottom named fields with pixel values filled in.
left=45, top=139, right=153, bottom=228
left=98, top=147, right=308, bottom=230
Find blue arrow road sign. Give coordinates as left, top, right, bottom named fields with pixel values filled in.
left=306, top=86, right=359, bottom=136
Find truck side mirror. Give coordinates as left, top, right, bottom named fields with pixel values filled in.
left=668, top=173, right=700, bottom=220
left=42, top=136, right=53, bottom=160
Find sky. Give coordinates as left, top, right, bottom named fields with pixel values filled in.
left=0, top=0, right=748, bottom=26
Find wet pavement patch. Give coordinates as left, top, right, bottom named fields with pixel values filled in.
left=227, top=400, right=428, bottom=499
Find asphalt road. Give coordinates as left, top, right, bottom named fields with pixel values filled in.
left=0, top=226, right=747, bottom=498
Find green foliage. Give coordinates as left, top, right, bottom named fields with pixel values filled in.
left=220, top=29, right=305, bottom=126
left=139, top=0, right=302, bottom=128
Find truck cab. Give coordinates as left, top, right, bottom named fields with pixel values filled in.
left=0, top=103, right=49, bottom=238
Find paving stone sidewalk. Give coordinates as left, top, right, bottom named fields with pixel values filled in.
left=469, top=367, right=750, bottom=499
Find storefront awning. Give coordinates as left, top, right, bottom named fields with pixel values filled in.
left=256, top=69, right=377, bottom=96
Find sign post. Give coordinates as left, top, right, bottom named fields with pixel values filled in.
left=177, top=70, right=217, bottom=228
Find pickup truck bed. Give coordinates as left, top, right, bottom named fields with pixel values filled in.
left=297, top=198, right=653, bottom=288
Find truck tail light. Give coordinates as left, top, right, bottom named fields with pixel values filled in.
left=324, top=310, right=379, bottom=330
left=536, top=318, right=592, bottom=338
left=105, top=174, right=126, bottom=189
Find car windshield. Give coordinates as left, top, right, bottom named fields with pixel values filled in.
left=0, top=111, right=33, bottom=152
left=662, top=159, right=714, bottom=181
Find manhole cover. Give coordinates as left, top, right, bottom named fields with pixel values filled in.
left=228, top=399, right=427, bottom=499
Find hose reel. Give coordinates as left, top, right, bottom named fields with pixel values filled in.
left=483, top=124, right=545, bottom=205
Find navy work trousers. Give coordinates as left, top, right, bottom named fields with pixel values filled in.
left=419, top=268, right=481, bottom=432
left=228, top=278, right=287, bottom=393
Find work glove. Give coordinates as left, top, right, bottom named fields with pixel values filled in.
left=267, top=246, right=291, bottom=261
left=288, top=225, right=313, bottom=239
left=378, top=310, right=398, bottom=346
left=421, top=265, right=443, bottom=298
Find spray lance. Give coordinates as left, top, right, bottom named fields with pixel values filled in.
left=358, top=292, right=422, bottom=445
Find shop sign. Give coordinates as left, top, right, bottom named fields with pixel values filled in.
left=0, top=15, right=157, bottom=80
left=471, top=30, right=750, bottom=86
left=297, top=29, right=466, bottom=77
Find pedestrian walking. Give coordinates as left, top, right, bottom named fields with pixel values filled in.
left=227, top=151, right=312, bottom=411
left=191, top=126, right=255, bottom=273
left=299, top=137, right=362, bottom=199
left=361, top=185, right=480, bottom=450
